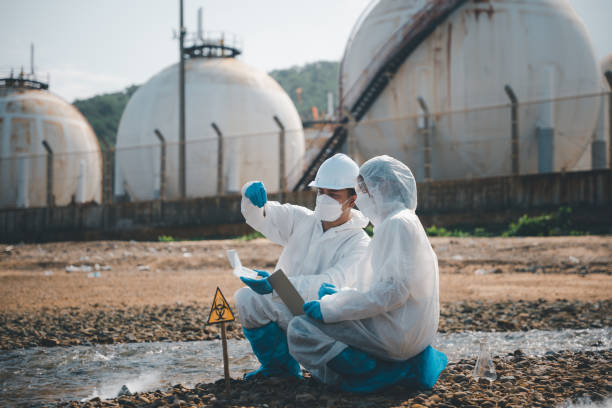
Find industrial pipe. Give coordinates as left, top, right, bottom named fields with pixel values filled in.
left=504, top=85, right=519, bottom=175
left=211, top=122, right=224, bottom=195
left=154, top=129, right=167, bottom=201
left=417, top=96, right=432, bottom=182
left=605, top=71, right=612, bottom=169
left=273, top=116, right=286, bottom=195
left=41, top=140, right=54, bottom=207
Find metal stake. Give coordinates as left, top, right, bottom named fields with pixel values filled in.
left=211, top=123, right=224, bottom=195
left=154, top=129, right=167, bottom=201
left=504, top=85, right=519, bottom=175
left=221, top=322, right=231, bottom=397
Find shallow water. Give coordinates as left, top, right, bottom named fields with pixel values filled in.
left=0, top=328, right=610, bottom=407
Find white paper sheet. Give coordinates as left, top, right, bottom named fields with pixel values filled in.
left=226, top=249, right=258, bottom=279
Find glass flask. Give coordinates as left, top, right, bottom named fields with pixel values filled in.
left=473, top=340, right=497, bottom=382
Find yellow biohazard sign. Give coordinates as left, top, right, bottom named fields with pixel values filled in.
left=207, top=287, right=235, bottom=324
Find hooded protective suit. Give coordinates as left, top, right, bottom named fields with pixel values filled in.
left=287, top=155, right=442, bottom=386
left=234, top=182, right=370, bottom=331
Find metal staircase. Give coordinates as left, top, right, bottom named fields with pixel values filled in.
left=292, top=123, right=348, bottom=191
left=293, top=0, right=467, bottom=191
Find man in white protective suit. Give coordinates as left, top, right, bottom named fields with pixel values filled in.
left=234, top=153, right=370, bottom=380
left=286, top=155, right=448, bottom=393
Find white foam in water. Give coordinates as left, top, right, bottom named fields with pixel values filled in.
left=0, top=327, right=609, bottom=406
left=82, top=371, right=162, bottom=401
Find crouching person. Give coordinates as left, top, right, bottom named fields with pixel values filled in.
left=287, top=155, right=447, bottom=392
left=234, top=154, right=370, bottom=380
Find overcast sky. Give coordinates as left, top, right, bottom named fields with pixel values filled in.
left=1, top=0, right=610, bottom=103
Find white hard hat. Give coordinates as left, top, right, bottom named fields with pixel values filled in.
left=308, top=153, right=359, bottom=190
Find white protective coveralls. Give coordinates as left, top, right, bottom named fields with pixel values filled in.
left=287, top=155, right=440, bottom=384
left=234, top=182, right=370, bottom=331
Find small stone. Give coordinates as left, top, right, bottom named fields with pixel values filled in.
left=296, top=393, right=316, bottom=403
left=40, top=337, right=59, bottom=347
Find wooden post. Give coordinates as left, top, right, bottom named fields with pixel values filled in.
left=221, top=322, right=231, bottom=396
left=207, top=287, right=235, bottom=399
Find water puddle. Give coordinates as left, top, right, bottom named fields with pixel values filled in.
left=0, top=328, right=609, bottom=407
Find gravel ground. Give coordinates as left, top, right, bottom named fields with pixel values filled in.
left=2, top=237, right=610, bottom=406
left=1, top=299, right=609, bottom=351
left=54, top=349, right=611, bottom=408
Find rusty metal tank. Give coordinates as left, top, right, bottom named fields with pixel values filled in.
left=341, top=0, right=602, bottom=180
left=115, top=40, right=305, bottom=201
left=0, top=78, right=102, bottom=209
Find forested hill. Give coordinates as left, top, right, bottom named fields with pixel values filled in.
left=73, top=85, right=139, bottom=147
left=269, top=60, right=339, bottom=121
left=73, top=61, right=339, bottom=147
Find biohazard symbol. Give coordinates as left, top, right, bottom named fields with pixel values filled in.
left=207, top=287, right=235, bottom=325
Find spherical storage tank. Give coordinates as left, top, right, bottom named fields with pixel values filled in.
left=115, top=41, right=305, bottom=201
left=341, top=0, right=602, bottom=180
left=0, top=78, right=102, bottom=209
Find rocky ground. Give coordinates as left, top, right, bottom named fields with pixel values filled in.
left=1, top=236, right=610, bottom=406
left=1, top=299, right=610, bottom=350
left=54, top=350, right=611, bottom=408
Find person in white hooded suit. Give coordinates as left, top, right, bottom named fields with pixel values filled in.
left=287, top=155, right=448, bottom=392
left=234, top=153, right=370, bottom=380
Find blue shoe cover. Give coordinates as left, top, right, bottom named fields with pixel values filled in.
left=242, top=322, right=302, bottom=380
left=328, top=346, right=377, bottom=375
left=339, top=346, right=448, bottom=393
left=244, top=365, right=289, bottom=380
left=412, top=345, right=448, bottom=389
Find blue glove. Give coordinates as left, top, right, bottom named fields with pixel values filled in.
left=303, top=300, right=323, bottom=321
left=245, top=182, right=267, bottom=208
left=240, top=270, right=272, bottom=295
left=318, top=282, right=338, bottom=299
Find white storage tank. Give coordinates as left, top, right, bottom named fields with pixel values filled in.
left=341, top=0, right=602, bottom=180
left=115, top=40, right=304, bottom=201
left=0, top=77, right=102, bottom=209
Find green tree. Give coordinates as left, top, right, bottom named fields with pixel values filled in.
left=73, top=85, right=139, bottom=147
left=269, top=61, right=339, bottom=121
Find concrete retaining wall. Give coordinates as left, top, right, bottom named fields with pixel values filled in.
left=1, top=170, right=610, bottom=243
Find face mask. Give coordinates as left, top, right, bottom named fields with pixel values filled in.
left=314, top=194, right=346, bottom=222
left=355, top=192, right=379, bottom=226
